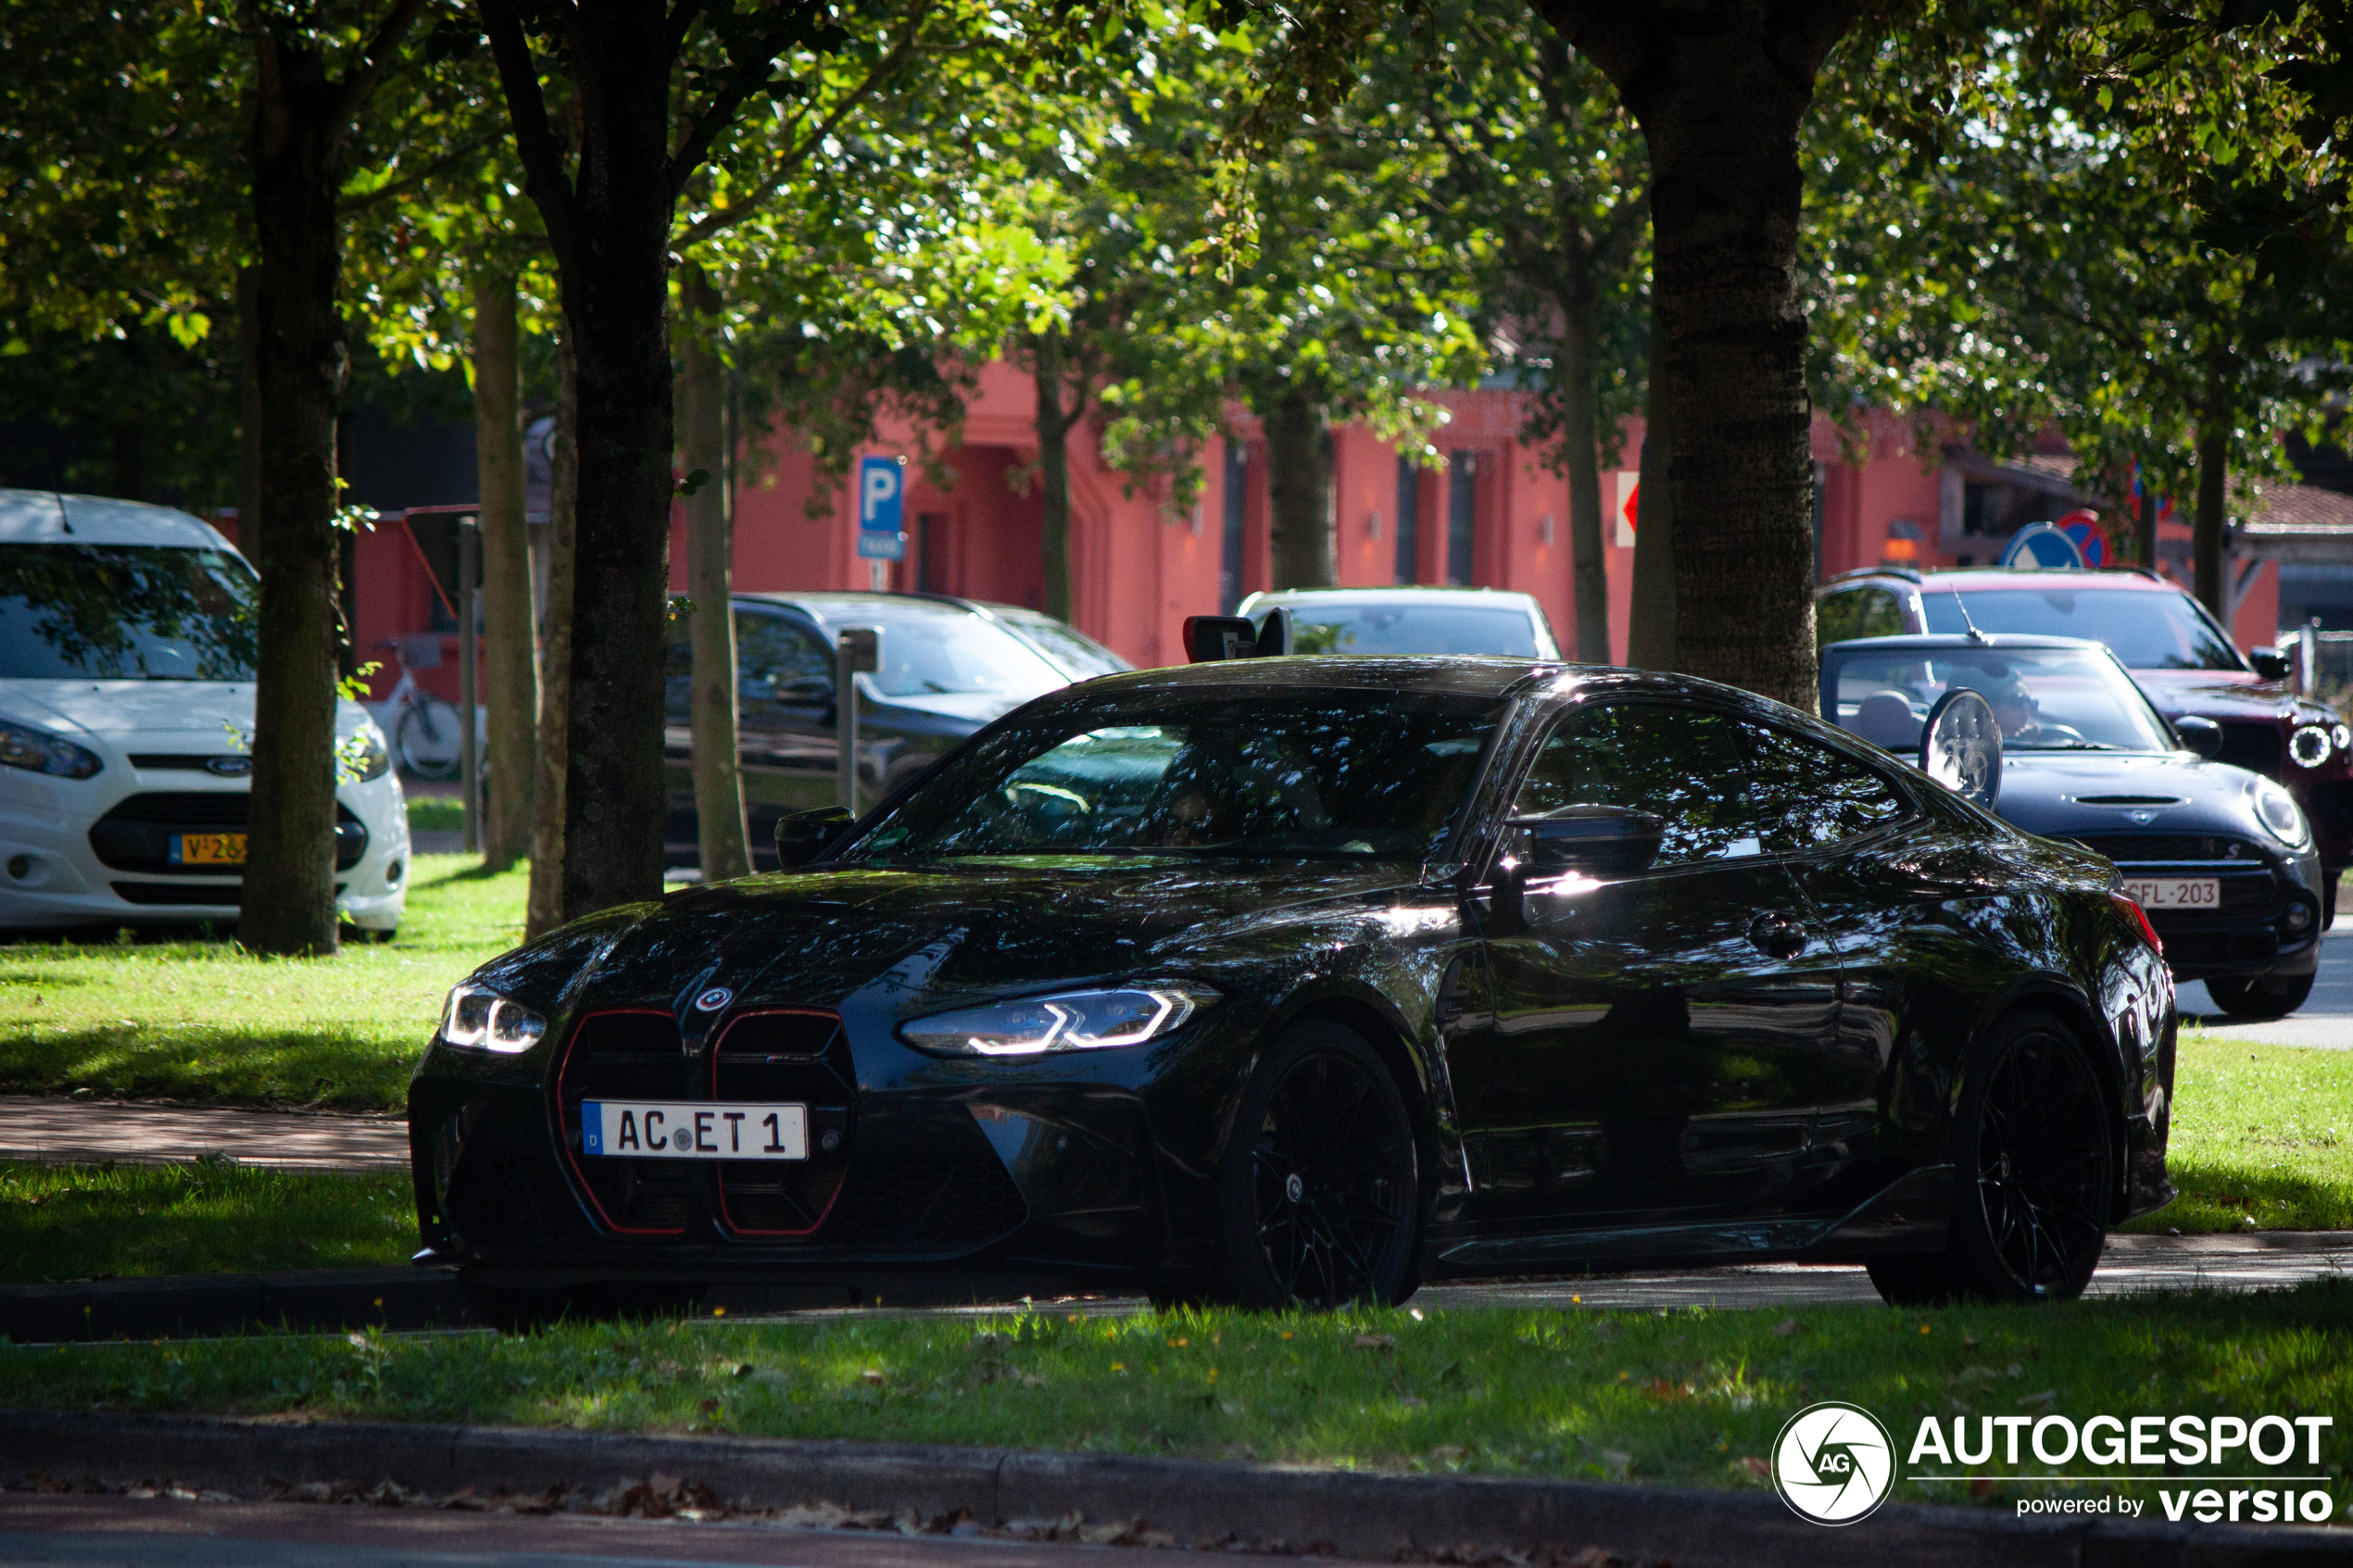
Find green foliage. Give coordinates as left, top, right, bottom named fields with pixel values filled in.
left=0, top=1160, right=415, bottom=1283
left=2120, top=1030, right=2353, bottom=1234
left=4, top=1286, right=2347, bottom=1511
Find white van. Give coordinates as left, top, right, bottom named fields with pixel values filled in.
left=0, top=490, right=408, bottom=935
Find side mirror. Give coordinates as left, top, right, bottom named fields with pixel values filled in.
left=774, top=806, right=850, bottom=869
left=1920, top=688, right=2002, bottom=810
left=1506, top=805, right=1666, bottom=878
left=2250, top=646, right=2292, bottom=681
left=1182, top=607, right=1291, bottom=661
left=2173, top=714, right=2224, bottom=759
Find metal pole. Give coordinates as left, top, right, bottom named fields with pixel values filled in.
left=459, top=515, right=480, bottom=855
left=836, top=635, right=857, bottom=815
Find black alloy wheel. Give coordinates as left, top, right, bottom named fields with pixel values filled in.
left=2203, top=971, right=2315, bottom=1021
left=1216, top=1022, right=1420, bottom=1309
left=1868, top=1010, right=2111, bottom=1307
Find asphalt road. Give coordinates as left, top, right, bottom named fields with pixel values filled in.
left=2178, top=922, right=2353, bottom=1048
left=0, top=1493, right=1324, bottom=1568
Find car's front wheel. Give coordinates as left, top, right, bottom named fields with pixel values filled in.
left=1212, top=1021, right=1420, bottom=1310
left=1868, top=1009, right=2111, bottom=1307
left=2203, top=971, right=2314, bottom=1020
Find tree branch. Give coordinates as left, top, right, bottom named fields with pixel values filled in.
left=663, top=0, right=834, bottom=197
left=664, top=0, right=707, bottom=60
left=341, top=124, right=499, bottom=211
left=477, top=0, right=584, bottom=270
left=328, top=0, right=434, bottom=142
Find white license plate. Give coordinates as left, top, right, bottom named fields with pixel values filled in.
left=2120, top=877, right=2221, bottom=911
left=582, top=1101, right=807, bottom=1160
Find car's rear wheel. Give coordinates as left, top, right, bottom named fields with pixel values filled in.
left=1213, top=1022, right=1419, bottom=1310
left=2203, top=971, right=2314, bottom=1020
left=1867, top=1010, right=2110, bottom=1307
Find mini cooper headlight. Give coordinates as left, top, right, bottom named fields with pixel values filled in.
left=2289, top=723, right=2333, bottom=770
left=439, top=982, right=547, bottom=1053
left=2334, top=722, right=2351, bottom=753
left=0, top=716, right=101, bottom=779
left=341, top=723, right=390, bottom=784
left=900, top=982, right=1220, bottom=1058
left=2251, top=776, right=2310, bottom=849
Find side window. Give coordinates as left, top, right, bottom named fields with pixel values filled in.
left=736, top=613, right=833, bottom=722
left=1817, top=586, right=1905, bottom=647
left=1509, top=703, right=1779, bottom=868
left=1735, top=721, right=1907, bottom=852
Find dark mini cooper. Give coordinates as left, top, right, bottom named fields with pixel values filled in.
left=411, top=658, right=2174, bottom=1319
left=1823, top=635, right=2325, bottom=1020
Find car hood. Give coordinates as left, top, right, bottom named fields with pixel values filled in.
left=864, top=689, right=1029, bottom=726
left=535, top=859, right=1421, bottom=1019
left=1995, top=750, right=2268, bottom=843
left=2129, top=670, right=2302, bottom=721
left=0, top=680, right=379, bottom=743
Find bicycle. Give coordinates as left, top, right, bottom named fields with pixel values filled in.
left=373, top=637, right=464, bottom=781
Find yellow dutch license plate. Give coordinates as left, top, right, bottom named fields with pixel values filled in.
left=172, top=833, right=247, bottom=866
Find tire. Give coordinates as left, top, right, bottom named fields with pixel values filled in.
left=1211, top=1021, right=1421, bottom=1310
left=1866, top=1010, right=2112, bottom=1308
left=396, top=700, right=462, bottom=781
left=2204, top=971, right=2315, bottom=1020
left=461, top=1277, right=705, bottom=1334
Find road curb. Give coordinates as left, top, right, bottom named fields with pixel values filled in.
left=0, top=1269, right=471, bottom=1343
left=0, top=1410, right=2341, bottom=1568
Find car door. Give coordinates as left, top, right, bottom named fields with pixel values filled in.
left=1734, top=721, right=1925, bottom=1188
left=1452, top=700, right=1846, bottom=1235
left=734, top=608, right=841, bottom=840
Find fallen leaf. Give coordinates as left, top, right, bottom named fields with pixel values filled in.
left=1429, top=1444, right=1469, bottom=1463
left=860, top=1369, right=887, bottom=1385
left=1770, top=1318, right=1800, bottom=1336
left=697, top=1399, right=720, bottom=1414
left=1962, top=1333, right=1982, bottom=1349
left=1353, top=1333, right=1397, bottom=1352
left=1969, top=1477, right=1996, bottom=1501
left=1598, top=1449, right=1632, bottom=1481
left=1733, top=1455, right=1770, bottom=1482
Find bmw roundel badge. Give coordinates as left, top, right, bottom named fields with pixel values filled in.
left=693, top=986, right=733, bottom=1012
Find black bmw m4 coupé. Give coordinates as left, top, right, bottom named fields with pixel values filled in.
left=410, top=658, right=2176, bottom=1316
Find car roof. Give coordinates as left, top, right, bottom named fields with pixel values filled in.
left=1831, top=567, right=2182, bottom=595
left=1241, top=585, right=1544, bottom=608
left=735, top=590, right=1027, bottom=623
left=0, top=489, right=240, bottom=552
left=1823, top=633, right=2113, bottom=654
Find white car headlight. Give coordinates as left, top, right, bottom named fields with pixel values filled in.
left=440, top=983, right=547, bottom=1053
left=0, top=716, right=102, bottom=779
left=2250, top=776, right=2310, bottom=849
left=2289, top=723, right=2333, bottom=770
left=900, top=982, right=1219, bottom=1058
left=341, top=723, right=391, bottom=784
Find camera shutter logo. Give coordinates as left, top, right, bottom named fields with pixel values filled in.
left=1772, top=1401, right=1897, bottom=1525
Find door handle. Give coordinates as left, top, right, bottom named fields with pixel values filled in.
left=1748, top=910, right=1807, bottom=959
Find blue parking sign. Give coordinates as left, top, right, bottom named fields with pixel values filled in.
left=859, top=456, right=905, bottom=560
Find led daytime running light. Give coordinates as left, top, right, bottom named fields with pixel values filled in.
left=439, top=983, right=547, bottom=1053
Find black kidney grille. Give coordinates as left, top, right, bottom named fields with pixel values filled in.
left=711, top=1010, right=853, bottom=1236
left=826, top=1113, right=1027, bottom=1255
left=89, top=793, right=368, bottom=872
left=556, top=1009, right=693, bottom=1236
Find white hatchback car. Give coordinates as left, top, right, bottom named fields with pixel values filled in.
left=0, top=491, right=408, bottom=935
left=1237, top=585, right=1565, bottom=659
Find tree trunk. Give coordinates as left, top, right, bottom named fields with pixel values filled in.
left=1266, top=389, right=1335, bottom=589
left=235, top=266, right=263, bottom=536
left=2194, top=356, right=2231, bottom=620
left=680, top=264, right=748, bottom=880
left=472, top=271, right=536, bottom=871
left=1540, top=0, right=1857, bottom=712
left=1627, top=315, right=1675, bottom=670
left=238, top=32, right=348, bottom=957
left=525, top=330, right=578, bottom=940
left=1557, top=279, right=1610, bottom=663
left=1034, top=331, right=1076, bottom=622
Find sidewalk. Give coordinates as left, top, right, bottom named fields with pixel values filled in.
left=0, top=1096, right=407, bottom=1172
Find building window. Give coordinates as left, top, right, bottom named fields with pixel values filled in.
left=1394, top=454, right=1419, bottom=583
left=1220, top=442, right=1248, bottom=612
left=1446, top=451, right=1477, bottom=585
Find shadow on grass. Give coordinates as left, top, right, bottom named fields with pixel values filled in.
left=0, top=1026, right=418, bottom=1111
left=0, top=1160, right=416, bottom=1283
left=2120, top=1159, right=2353, bottom=1233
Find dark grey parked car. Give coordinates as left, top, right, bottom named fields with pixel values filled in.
left=664, top=593, right=1128, bottom=867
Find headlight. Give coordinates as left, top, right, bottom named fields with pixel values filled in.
left=439, top=983, right=547, bottom=1053
left=900, top=981, right=1219, bottom=1058
left=0, top=716, right=101, bottom=779
left=2289, top=724, right=2333, bottom=770
left=340, top=724, right=390, bottom=784
left=2251, top=776, right=2310, bottom=849
left=2334, top=722, right=2352, bottom=752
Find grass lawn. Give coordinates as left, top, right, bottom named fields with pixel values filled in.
left=0, top=1160, right=415, bottom=1283
left=0, top=853, right=523, bottom=1112
left=2120, top=1031, right=2353, bottom=1234
left=1, top=1287, right=2344, bottom=1512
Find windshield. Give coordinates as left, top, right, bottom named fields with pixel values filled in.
left=1923, top=586, right=2245, bottom=671
left=0, top=545, right=258, bottom=681
left=841, top=690, right=1502, bottom=865
left=998, top=612, right=1130, bottom=681
left=1826, top=646, right=2177, bottom=752
left=850, top=609, right=1072, bottom=700
left=1270, top=603, right=1541, bottom=658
